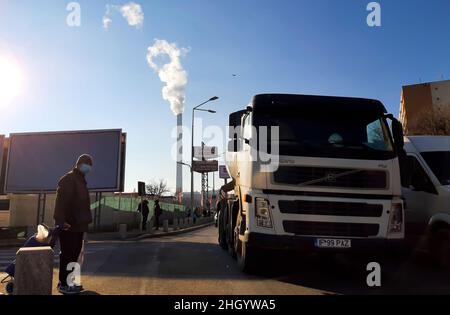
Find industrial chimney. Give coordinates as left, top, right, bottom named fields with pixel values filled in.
left=176, top=113, right=183, bottom=202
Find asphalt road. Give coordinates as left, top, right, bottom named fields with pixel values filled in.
left=2, top=226, right=450, bottom=295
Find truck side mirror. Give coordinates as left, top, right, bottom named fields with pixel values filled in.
left=228, top=110, right=246, bottom=153
left=391, top=118, right=404, bottom=149
left=228, top=138, right=239, bottom=152
left=389, top=117, right=411, bottom=186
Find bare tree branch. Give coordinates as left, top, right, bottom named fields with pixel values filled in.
left=408, top=105, right=450, bottom=135
left=145, top=179, right=171, bottom=198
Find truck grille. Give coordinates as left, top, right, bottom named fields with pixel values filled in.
left=283, top=221, right=379, bottom=237
left=273, top=167, right=387, bottom=189
left=278, top=200, right=383, bottom=217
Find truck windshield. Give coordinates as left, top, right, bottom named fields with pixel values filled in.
left=253, top=110, right=395, bottom=160
left=420, top=151, right=450, bottom=186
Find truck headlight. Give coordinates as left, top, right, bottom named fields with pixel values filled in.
left=388, top=203, right=403, bottom=234
left=255, top=198, right=273, bottom=228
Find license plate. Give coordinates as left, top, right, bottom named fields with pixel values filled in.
left=315, top=238, right=351, bottom=248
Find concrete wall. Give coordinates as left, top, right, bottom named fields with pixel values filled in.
left=90, top=205, right=140, bottom=231
left=8, top=194, right=58, bottom=227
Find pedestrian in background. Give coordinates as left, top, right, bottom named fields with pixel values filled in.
left=193, top=210, right=197, bottom=224
left=137, top=200, right=150, bottom=230
left=154, top=199, right=162, bottom=230
left=53, top=154, right=93, bottom=295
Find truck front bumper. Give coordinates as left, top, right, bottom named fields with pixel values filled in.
left=246, top=232, right=404, bottom=254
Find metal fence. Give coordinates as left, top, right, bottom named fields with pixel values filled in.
left=91, top=196, right=186, bottom=216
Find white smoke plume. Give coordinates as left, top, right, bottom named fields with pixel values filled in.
left=120, top=2, right=144, bottom=28
left=102, top=5, right=113, bottom=29
left=146, top=39, right=189, bottom=115
left=102, top=2, right=144, bottom=29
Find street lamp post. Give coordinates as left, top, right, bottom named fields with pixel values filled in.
left=190, top=96, right=219, bottom=212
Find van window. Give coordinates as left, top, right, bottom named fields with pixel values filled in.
left=420, top=151, right=450, bottom=186
left=405, top=155, right=437, bottom=194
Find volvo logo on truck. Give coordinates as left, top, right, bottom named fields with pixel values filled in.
left=325, top=173, right=337, bottom=183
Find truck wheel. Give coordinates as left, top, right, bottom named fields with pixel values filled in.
left=228, top=232, right=236, bottom=258
left=227, top=216, right=237, bottom=258
left=236, top=239, right=260, bottom=273
left=218, top=212, right=228, bottom=250
left=227, top=201, right=240, bottom=259
left=431, top=229, right=450, bottom=269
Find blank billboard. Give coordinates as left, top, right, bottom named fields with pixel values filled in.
left=5, top=129, right=125, bottom=193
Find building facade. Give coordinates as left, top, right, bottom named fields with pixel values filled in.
left=400, top=79, right=450, bottom=135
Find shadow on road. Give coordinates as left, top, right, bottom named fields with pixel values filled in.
left=79, top=290, right=101, bottom=295
left=252, top=250, right=450, bottom=294
left=79, top=237, right=450, bottom=294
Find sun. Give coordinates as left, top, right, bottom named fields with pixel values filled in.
left=0, top=56, right=24, bottom=108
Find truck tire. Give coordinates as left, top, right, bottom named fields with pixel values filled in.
left=218, top=210, right=228, bottom=250
left=431, top=229, right=450, bottom=270
left=236, top=239, right=260, bottom=273
left=227, top=230, right=236, bottom=258
left=227, top=201, right=239, bottom=259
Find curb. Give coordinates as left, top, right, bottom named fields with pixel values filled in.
left=0, top=221, right=215, bottom=248
left=129, top=221, right=215, bottom=241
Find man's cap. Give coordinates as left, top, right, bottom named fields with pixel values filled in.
left=76, top=154, right=93, bottom=166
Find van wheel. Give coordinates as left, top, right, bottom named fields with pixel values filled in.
left=236, top=238, right=260, bottom=273
left=431, top=229, right=450, bottom=269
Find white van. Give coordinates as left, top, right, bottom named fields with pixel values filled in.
left=403, top=136, right=450, bottom=266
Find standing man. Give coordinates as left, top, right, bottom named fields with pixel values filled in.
left=154, top=199, right=162, bottom=230
left=137, top=200, right=150, bottom=230
left=54, top=154, right=93, bottom=295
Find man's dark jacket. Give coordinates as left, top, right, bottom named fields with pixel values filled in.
left=137, top=202, right=150, bottom=216
left=53, top=168, right=92, bottom=232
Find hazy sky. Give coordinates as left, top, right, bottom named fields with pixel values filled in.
left=0, top=0, right=449, bottom=193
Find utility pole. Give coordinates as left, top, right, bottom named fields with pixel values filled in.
left=190, top=96, right=219, bottom=212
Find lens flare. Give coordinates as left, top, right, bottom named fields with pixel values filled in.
left=0, top=56, right=24, bottom=108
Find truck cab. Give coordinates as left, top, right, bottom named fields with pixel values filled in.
left=402, top=136, right=450, bottom=267
left=219, top=94, right=406, bottom=272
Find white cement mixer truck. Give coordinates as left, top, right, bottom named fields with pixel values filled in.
left=218, top=94, right=407, bottom=272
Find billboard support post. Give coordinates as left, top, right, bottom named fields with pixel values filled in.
left=94, top=192, right=97, bottom=230
left=93, top=192, right=102, bottom=231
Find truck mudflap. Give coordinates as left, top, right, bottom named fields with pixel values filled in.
left=245, top=232, right=404, bottom=254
